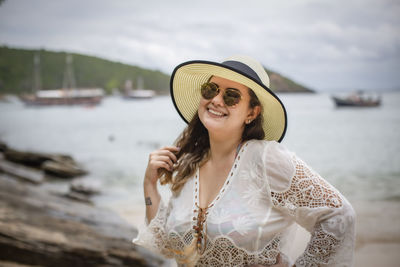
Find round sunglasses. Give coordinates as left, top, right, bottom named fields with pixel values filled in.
left=200, top=82, right=242, bottom=106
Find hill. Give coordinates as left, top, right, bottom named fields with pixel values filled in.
left=0, top=46, right=313, bottom=95
left=268, top=70, right=314, bottom=93
left=0, top=46, right=170, bottom=95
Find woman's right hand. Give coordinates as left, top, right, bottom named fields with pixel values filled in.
left=144, top=146, right=180, bottom=186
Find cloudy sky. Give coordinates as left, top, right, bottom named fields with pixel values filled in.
left=0, top=0, right=399, bottom=91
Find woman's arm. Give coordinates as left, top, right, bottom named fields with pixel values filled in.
left=271, top=157, right=356, bottom=266
left=143, top=146, right=179, bottom=223
left=264, top=142, right=356, bottom=267
left=132, top=146, right=179, bottom=257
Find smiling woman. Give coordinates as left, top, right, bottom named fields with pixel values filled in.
left=132, top=55, right=356, bottom=267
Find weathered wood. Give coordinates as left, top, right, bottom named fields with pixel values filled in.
left=0, top=156, right=44, bottom=184
left=0, top=175, right=164, bottom=267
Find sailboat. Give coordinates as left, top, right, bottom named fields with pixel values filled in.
left=20, top=54, right=104, bottom=106
left=123, top=77, right=155, bottom=99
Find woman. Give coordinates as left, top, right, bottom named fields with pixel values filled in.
left=133, top=56, right=356, bottom=267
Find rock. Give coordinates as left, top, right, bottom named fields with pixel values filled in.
left=0, top=175, right=164, bottom=267
left=0, top=155, right=44, bottom=184
left=0, top=143, right=87, bottom=179
left=0, top=141, right=8, bottom=152
left=70, top=178, right=101, bottom=195
left=63, top=191, right=93, bottom=204
left=4, top=149, right=57, bottom=167
left=41, top=160, right=87, bottom=178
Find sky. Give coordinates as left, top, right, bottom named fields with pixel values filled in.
left=0, top=0, right=399, bottom=92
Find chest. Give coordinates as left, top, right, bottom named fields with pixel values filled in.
left=198, top=160, right=234, bottom=208
left=167, top=157, right=279, bottom=234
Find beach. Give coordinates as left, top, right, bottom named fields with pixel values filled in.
left=1, top=93, right=399, bottom=266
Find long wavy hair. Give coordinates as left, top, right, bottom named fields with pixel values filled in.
left=160, top=88, right=265, bottom=194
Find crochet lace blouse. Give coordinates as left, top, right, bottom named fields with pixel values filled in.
left=133, top=140, right=356, bottom=267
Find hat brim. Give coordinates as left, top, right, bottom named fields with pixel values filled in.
left=170, top=60, right=287, bottom=142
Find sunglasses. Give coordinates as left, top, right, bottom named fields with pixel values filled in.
left=200, top=82, right=242, bottom=106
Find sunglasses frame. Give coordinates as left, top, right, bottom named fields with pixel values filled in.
left=200, top=82, right=242, bottom=107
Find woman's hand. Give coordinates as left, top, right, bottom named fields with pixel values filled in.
left=144, top=146, right=179, bottom=187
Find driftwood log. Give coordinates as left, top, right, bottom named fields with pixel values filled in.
left=0, top=175, right=164, bottom=267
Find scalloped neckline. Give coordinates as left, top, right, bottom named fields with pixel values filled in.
left=193, top=141, right=250, bottom=211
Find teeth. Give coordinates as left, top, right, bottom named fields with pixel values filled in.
left=208, top=109, right=224, bottom=116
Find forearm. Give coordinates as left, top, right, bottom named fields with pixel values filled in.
left=144, top=181, right=161, bottom=223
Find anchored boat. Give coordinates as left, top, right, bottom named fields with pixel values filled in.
left=331, top=91, right=381, bottom=107
left=20, top=54, right=104, bottom=106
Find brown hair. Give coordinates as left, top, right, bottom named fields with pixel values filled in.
left=160, top=88, right=265, bottom=193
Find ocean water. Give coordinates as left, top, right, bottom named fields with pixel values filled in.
left=0, top=92, right=399, bottom=221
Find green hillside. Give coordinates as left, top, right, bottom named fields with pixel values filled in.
left=0, top=46, right=313, bottom=95
left=269, top=70, right=314, bottom=93
left=0, top=46, right=170, bottom=95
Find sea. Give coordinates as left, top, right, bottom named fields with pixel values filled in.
left=1, top=92, right=400, bottom=225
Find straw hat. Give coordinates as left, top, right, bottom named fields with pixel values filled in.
left=170, top=55, right=287, bottom=142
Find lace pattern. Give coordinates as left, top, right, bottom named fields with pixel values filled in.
left=132, top=200, right=174, bottom=258
left=166, top=230, right=281, bottom=267
left=295, top=224, right=340, bottom=266
left=271, top=157, right=343, bottom=214
left=271, top=156, right=355, bottom=266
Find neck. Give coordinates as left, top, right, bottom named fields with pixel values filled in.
left=208, top=132, right=242, bottom=162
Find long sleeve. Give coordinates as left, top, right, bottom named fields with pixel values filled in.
left=265, top=141, right=356, bottom=267
left=132, top=198, right=174, bottom=258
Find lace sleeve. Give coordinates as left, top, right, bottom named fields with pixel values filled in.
left=132, top=199, right=174, bottom=258
left=266, top=143, right=356, bottom=267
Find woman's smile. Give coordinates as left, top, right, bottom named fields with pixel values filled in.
left=206, top=106, right=227, bottom=118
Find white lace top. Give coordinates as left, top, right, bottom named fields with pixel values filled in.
left=133, top=140, right=356, bottom=267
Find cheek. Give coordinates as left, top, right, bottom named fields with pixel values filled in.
left=198, top=99, right=208, bottom=112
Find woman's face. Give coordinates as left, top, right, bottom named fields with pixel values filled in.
left=198, top=76, right=259, bottom=139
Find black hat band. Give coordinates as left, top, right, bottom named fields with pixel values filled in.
left=222, top=60, right=263, bottom=85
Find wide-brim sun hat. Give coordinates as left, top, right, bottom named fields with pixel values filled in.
left=170, top=55, right=287, bottom=142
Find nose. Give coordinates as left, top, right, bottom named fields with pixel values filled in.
left=211, top=89, right=224, bottom=106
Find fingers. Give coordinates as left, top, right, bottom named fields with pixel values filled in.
left=150, top=146, right=179, bottom=162
left=152, top=160, right=172, bottom=171
left=155, top=150, right=178, bottom=163
left=148, top=146, right=180, bottom=172
left=276, top=253, right=281, bottom=263
left=157, top=156, right=174, bottom=170
left=160, top=146, right=180, bottom=152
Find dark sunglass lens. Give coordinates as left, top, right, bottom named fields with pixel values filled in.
left=223, top=89, right=241, bottom=106
left=201, top=83, right=219, bottom=99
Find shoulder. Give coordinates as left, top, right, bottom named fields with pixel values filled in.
left=245, top=139, right=296, bottom=192
left=245, top=139, right=293, bottom=159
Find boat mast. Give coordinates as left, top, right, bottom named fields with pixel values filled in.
left=32, top=53, right=42, bottom=93
left=62, top=54, right=76, bottom=91
left=136, top=76, right=144, bottom=90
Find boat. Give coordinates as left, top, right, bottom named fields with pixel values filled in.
left=331, top=91, right=381, bottom=107
left=20, top=88, right=104, bottom=106
left=123, top=89, right=155, bottom=99
left=19, top=54, right=104, bottom=106
left=122, top=78, right=155, bottom=99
